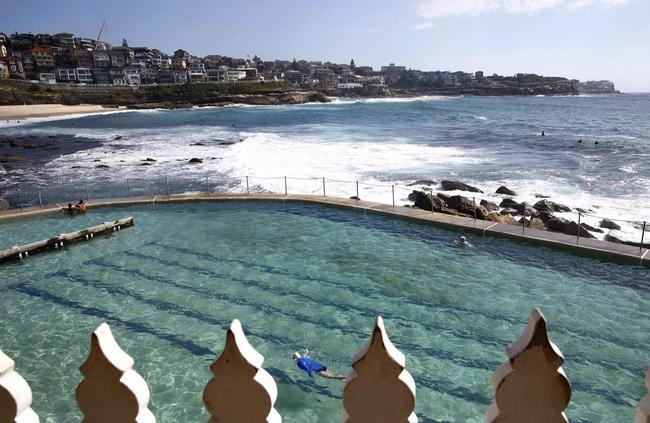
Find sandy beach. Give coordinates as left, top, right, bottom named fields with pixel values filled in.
left=0, top=104, right=122, bottom=120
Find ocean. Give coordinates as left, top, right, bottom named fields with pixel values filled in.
left=1, top=93, right=649, bottom=242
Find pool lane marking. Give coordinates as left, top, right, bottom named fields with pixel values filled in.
left=483, top=223, right=499, bottom=236
left=85, top=251, right=648, bottom=380
left=138, top=242, right=650, bottom=355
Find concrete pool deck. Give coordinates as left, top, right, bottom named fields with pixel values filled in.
left=1, top=193, right=648, bottom=268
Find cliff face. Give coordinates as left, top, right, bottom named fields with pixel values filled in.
left=578, top=80, right=618, bottom=94
left=0, top=82, right=330, bottom=107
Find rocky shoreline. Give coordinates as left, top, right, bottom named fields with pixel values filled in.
left=406, top=180, right=647, bottom=248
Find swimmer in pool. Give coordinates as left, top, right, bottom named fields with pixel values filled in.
left=293, top=352, right=346, bottom=381
left=457, top=235, right=470, bottom=246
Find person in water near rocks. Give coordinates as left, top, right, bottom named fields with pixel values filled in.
left=541, top=130, right=545, bottom=136
left=76, top=199, right=88, bottom=213
left=293, top=352, right=346, bottom=381
left=457, top=235, right=470, bottom=246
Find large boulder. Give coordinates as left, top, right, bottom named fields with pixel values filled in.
left=516, top=202, right=538, bottom=217
left=0, top=197, right=9, bottom=211
left=500, top=208, right=518, bottom=216
left=580, top=222, right=603, bottom=233
left=440, top=180, right=483, bottom=193
left=564, top=222, right=596, bottom=238
left=447, top=195, right=476, bottom=215
left=411, top=191, right=444, bottom=212
left=407, top=180, right=436, bottom=187
left=436, top=193, right=451, bottom=205
left=499, top=198, right=520, bottom=209
left=188, top=158, right=203, bottom=164
left=599, top=219, right=621, bottom=230
left=475, top=205, right=491, bottom=220
left=536, top=210, right=555, bottom=223
left=480, top=199, right=499, bottom=212
left=496, top=186, right=517, bottom=196
left=546, top=218, right=570, bottom=233
left=487, top=213, right=518, bottom=225
left=533, top=199, right=571, bottom=213
left=529, top=217, right=545, bottom=230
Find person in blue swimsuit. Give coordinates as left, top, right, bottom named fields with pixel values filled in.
left=293, top=352, right=346, bottom=381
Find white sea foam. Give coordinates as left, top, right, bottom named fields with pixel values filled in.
left=330, top=95, right=458, bottom=105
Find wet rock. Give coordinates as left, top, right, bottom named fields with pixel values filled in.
left=516, top=202, right=538, bottom=217
left=447, top=195, right=476, bottom=215
left=533, top=199, right=571, bottom=213
left=475, top=205, right=490, bottom=220
left=440, top=180, right=483, bottom=193
left=496, top=186, right=517, bottom=196
left=546, top=218, right=570, bottom=233
left=480, top=200, right=499, bottom=212
left=500, top=208, right=518, bottom=216
left=565, top=222, right=596, bottom=238
left=407, top=179, right=436, bottom=187
left=488, top=213, right=518, bottom=225
left=96, top=164, right=110, bottom=169
left=576, top=208, right=590, bottom=214
left=188, top=158, right=203, bottom=164
left=499, top=198, right=520, bottom=209
left=536, top=211, right=555, bottom=223
left=436, top=193, right=451, bottom=205
left=411, top=191, right=444, bottom=211
left=191, top=142, right=206, bottom=146
left=140, top=162, right=153, bottom=166
left=535, top=193, right=550, bottom=198
left=529, top=217, right=545, bottom=230
left=580, top=222, right=603, bottom=233
left=114, top=135, right=123, bottom=140
left=0, top=197, right=9, bottom=211
left=93, top=159, right=101, bottom=162
left=217, top=140, right=237, bottom=146
left=599, top=219, right=621, bottom=230
left=605, top=234, right=650, bottom=248
left=142, top=158, right=156, bottom=162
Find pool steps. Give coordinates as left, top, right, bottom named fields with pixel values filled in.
left=1, top=309, right=647, bottom=422
left=0, top=217, right=133, bottom=264
left=1, top=193, right=647, bottom=268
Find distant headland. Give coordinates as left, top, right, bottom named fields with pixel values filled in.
left=0, top=30, right=618, bottom=108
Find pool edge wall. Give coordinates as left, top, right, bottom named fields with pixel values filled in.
left=1, top=193, right=648, bottom=269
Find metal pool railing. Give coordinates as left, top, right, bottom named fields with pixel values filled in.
left=1, top=175, right=648, bottom=250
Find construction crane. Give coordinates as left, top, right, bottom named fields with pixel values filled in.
left=94, top=21, right=106, bottom=50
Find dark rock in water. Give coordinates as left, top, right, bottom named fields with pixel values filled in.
left=565, top=221, right=596, bottom=238
left=140, top=162, right=152, bottom=166
left=114, top=136, right=123, bottom=140
left=500, top=208, right=518, bottom=216
left=0, top=197, right=9, bottom=211
left=546, top=218, right=570, bottom=233
left=142, top=158, right=156, bottom=162
left=496, top=186, right=517, bottom=196
left=407, top=179, right=436, bottom=187
left=580, top=222, right=603, bottom=233
left=605, top=234, right=650, bottom=248
left=217, top=140, right=237, bottom=146
left=529, top=217, right=545, bottom=230
left=191, top=142, right=206, bottom=146
left=536, top=211, right=555, bottom=223
left=188, top=158, right=203, bottom=164
left=48, top=135, right=57, bottom=139
left=440, top=180, right=483, bottom=193
left=407, top=192, right=417, bottom=202
left=475, top=205, right=490, bottom=220
left=516, top=202, right=537, bottom=217
left=436, top=193, right=451, bottom=205
left=447, top=195, right=476, bottom=215
left=480, top=200, right=499, bottom=212
left=599, top=219, right=621, bottom=230
left=96, top=164, right=110, bottom=169
left=499, top=198, right=520, bottom=209
left=349, top=196, right=360, bottom=200
left=576, top=208, right=590, bottom=214
left=535, top=193, right=550, bottom=198
left=93, top=159, right=101, bottom=162
left=533, top=199, right=571, bottom=213
left=411, top=191, right=443, bottom=212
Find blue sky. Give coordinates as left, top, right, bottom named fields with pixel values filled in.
left=0, top=0, right=648, bottom=91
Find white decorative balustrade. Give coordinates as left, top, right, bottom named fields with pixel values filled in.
left=0, top=310, right=647, bottom=422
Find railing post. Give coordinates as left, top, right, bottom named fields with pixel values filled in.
left=576, top=212, right=581, bottom=245
left=356, top=180, right=359, bottom=198
left=17, top=188, right=22, bottom=210
left=473, top=196, right=476, bottom=223
left=36, top=186, right=43, bottom=208
left=127, top=179, right=132, bottom=199
left=392, top=185, right=395, bottom=207
left=165, top=176, right=170, bottom=197
left=284, top=176, right=288, bottom=196
left=246, top=176, right=249, bottom=194
left=641, top=221, right=647, bottom=254
left=323, top=177, right=326, bottom=197
left=84, top=181, right=89, bottom=202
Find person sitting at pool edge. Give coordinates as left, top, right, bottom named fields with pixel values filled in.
left=63, top=203, right=76, bottom=215
left=293, top=352, right=346, bottom=381
left=76, top=199, right=88, bottom=214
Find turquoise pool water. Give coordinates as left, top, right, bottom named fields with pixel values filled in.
left=0, top=201, right=648, bottom=422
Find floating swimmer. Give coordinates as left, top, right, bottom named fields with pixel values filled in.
left=292, top=352, right=346, bottom=381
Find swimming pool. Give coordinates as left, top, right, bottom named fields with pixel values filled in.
left=0, top=200, right=648, bottom=422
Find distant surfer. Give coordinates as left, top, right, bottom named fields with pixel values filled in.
left=578, top=139, right=582, bottom=143
left=293, top=352, right=346, bottom=381
left=541, top=130, right=545, bottom=136
left=595, top=141, right=599, bottom=145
